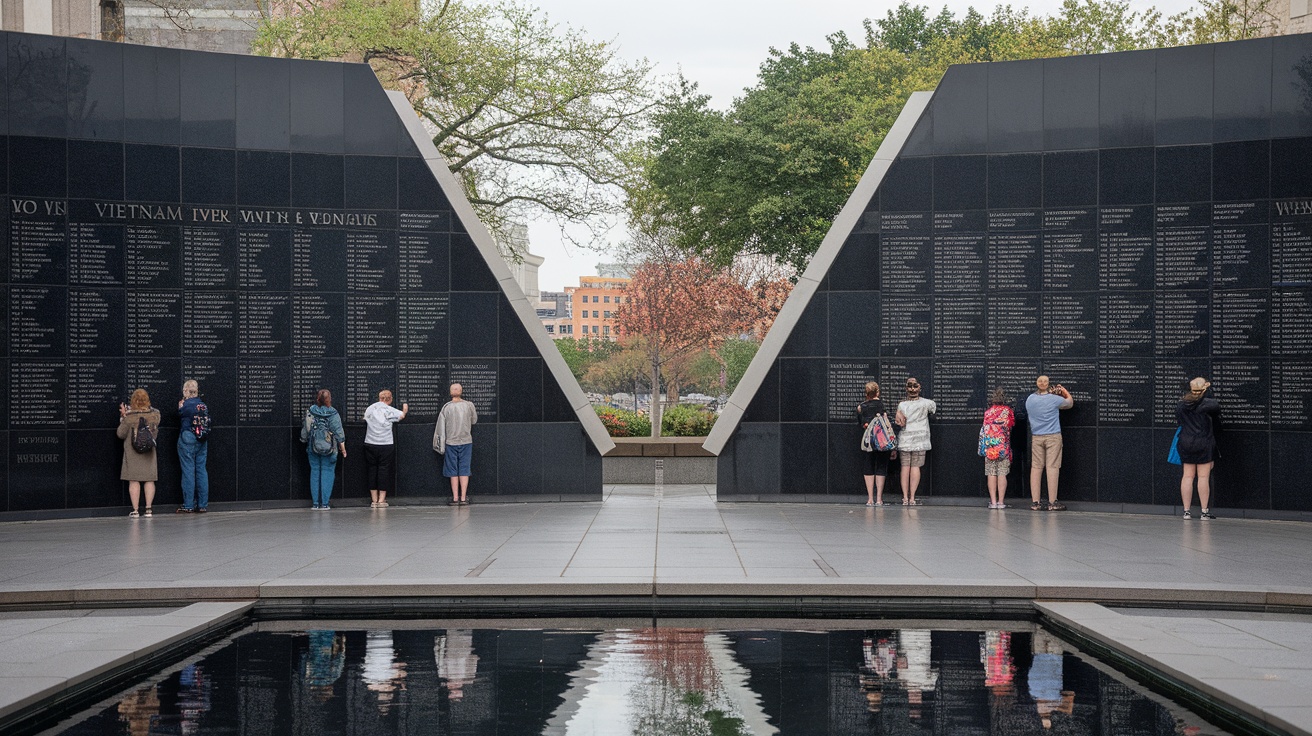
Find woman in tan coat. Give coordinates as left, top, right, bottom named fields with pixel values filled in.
left=117, top=388, right=161, bottom=517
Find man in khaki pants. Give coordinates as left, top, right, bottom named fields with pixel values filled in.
left=1024, top=376, right=1074, bottom=511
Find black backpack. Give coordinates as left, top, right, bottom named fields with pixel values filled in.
left=131, top=416, right=157, bottom=453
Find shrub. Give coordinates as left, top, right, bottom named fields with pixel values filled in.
left=661, top=404, right=717, bottom=436
left=594, top=405, right=652, bottom=437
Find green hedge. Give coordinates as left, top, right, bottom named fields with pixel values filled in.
left=661, top=404, right=717, bottom=436
left=594, top=405, right=652, bottom=437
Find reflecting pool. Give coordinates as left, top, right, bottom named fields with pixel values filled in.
left=48, top=623, right=1228, bottom=735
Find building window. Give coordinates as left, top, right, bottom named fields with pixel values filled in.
left=100, top=0, right=125, bottom=41
left=604, top=296, right=610, bottom=303
left=545, top=325, right=554, bottom=333
left=604, top=311, right=611, bottom=318
left=603, top=325, right=610, bottom=335
left=592, top=325, right=599, bottom=334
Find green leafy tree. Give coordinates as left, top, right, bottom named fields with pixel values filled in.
left=555, top=337, right=621, bottom=384
left=255, top=0, right=655, bottom=245
left=685, top=339, right=759, bottom=396
left=1161, top=0, right=1280, bottom=43
left=640, top=1, right=1187, bottom=272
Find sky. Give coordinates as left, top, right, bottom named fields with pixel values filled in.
left=523, top=0, right=1199, bottom=291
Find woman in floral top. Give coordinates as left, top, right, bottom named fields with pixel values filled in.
left=979, top=388, right=1015, bottom=509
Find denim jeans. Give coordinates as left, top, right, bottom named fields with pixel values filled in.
left=307, top=449, right=338, bottom=506
left=178, top=432, right=210, bottom=510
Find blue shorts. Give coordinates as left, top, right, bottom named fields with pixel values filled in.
left=443, top=443, right=472, bottom=477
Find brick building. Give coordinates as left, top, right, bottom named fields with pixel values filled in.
left=565, top=275, right=628, bottom=340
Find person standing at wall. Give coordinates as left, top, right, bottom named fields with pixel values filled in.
left=363, top=389, right=408, bottom=508
left=434, top=383, right=478, bottom=506
left=894, top=377, right=936, bottom=506
left=301, top=389, right=346, bottom=510
left=176, top=379, right=211, bottom=513
left=1178, top=377, right=1220, bottom=520
left=1025, top=375, right=1074, bottom=511
left=856, top=381, right=896, bottom=506
left=117, top=388, right=161, bottom=518
left=979, top=388, right=1015, bottom=509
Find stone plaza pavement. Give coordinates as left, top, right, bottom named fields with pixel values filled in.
left=1, top=484, right=1311, bottom=603
left=2, top=485, right=1312, bottom=734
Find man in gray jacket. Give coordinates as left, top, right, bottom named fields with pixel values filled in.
left=434, top=383, right=478, bottom=505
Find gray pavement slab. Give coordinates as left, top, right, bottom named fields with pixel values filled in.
left=0, top=602, right=253, bottom=723
left=1, top=485, right=1311, bottom=607
left=1038, top=602, right=1312, bottom=736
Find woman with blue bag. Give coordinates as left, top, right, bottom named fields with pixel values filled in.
left=1176, top=377, right=1220, bottom=520
left=857, top=381, right=897, bottom=507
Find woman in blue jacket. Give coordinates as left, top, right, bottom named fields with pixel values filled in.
left=301, top=389, right=346, bottom=509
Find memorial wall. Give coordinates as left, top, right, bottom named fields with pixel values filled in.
left=713, top=34, right=1312, bottom=513
left=1, top=32, right=606, bottom=515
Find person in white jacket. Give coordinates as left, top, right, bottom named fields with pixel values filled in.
left=363, top=390, right=407, bottom=508
left=895, top=378, right=937, bottom=506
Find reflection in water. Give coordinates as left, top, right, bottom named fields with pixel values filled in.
left=362, top=631, right=407, bottom=713
left=53, top=625, right=1227, bottom=735
left=435, top=629, right=479, bottom=700
left=1029, top=629, right=1075, bottom=729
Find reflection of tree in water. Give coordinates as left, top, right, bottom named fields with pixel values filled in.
left=629, top=628, right=747, bottom=736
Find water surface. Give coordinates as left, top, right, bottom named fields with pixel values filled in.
left=49, top=623, right=1229, bottom=735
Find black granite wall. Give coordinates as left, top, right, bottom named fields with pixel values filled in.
left=1, top=32, right=602, bottom=515
left=718, top=34, right=1312, bottom=514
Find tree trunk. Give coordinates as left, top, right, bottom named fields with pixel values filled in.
left=650, top=359, right=662, bottom=438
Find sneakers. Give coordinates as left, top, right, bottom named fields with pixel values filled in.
left=129, top=509, right=140, bottom=518
left=197, top=508, right=207, bottom=514
left=1201, top=510, right=1216, bottom=520
left=1046, top=502, right=1066, bottom=511
left=312, top=504, right=321, bottom=510
left=176, top=507, right=193, bottom=514
left=988, top=502, right=1007, bottom=509
left=1182, top=510, right=1192, bottom=519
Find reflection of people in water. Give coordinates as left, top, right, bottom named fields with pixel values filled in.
left=1028, top=630, right=1075, bottom=729
left=301, top=630, right=346, bottom=702
left=436, top=629, right=480, bottom=701
left=177, top=663, right=212, bottom=735
left=362, top=631, right=407, bottom=713
left=981, top=631, right=1016, bottom=695
left=116, top=685, right=161, bottom=736
left=897, top=629, right=938, bottom=718
left=860, top=634, right=898, bottom=712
